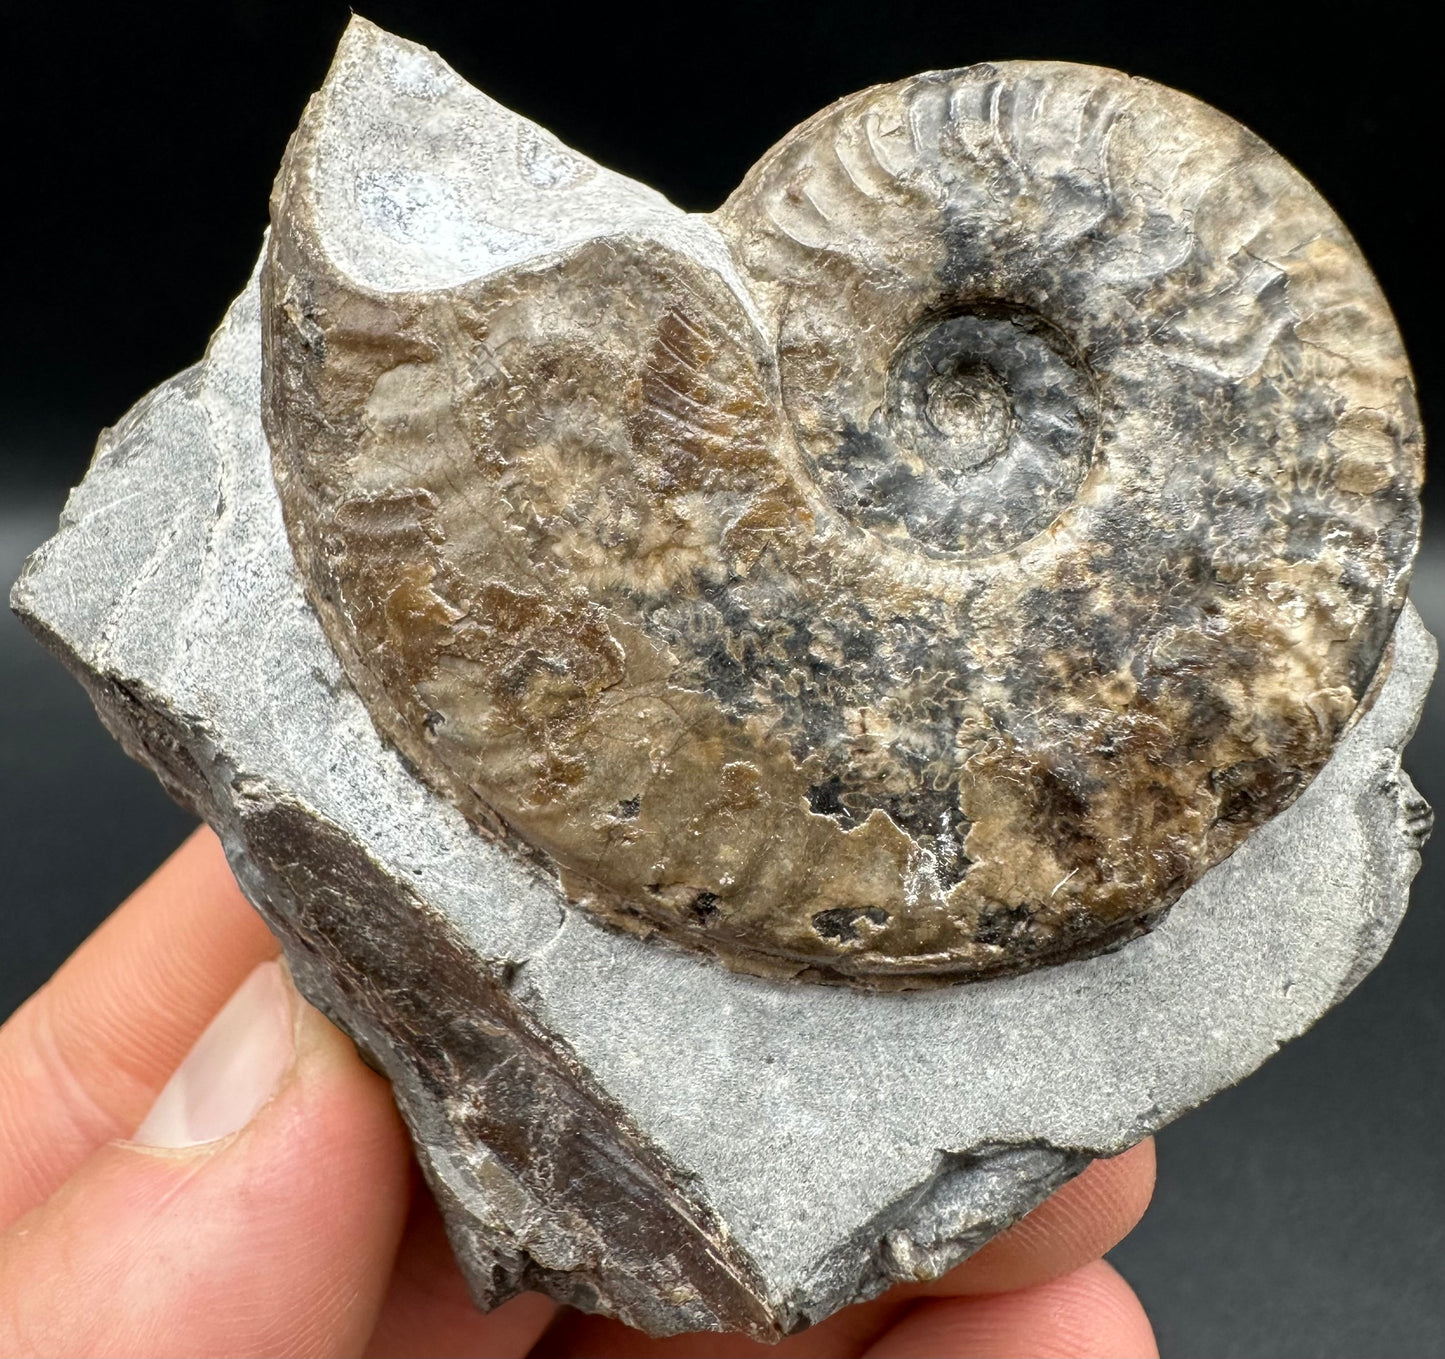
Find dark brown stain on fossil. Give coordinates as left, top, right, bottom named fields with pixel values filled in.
left=263, top=60, right=1423, bottom=986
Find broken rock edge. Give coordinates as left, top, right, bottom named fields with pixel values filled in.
left=14, top=590, right=1104, bottom=1337
left=14, top=586, right=1092, bottom=1335
left=11, top=603, right=779, bottom=1334
left=17, top=531, right=1436, bottom=1338
left=8, top=272, right=1434, bottom=1334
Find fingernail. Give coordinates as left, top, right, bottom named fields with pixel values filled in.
left=132, top=960, right=295, bottom=1148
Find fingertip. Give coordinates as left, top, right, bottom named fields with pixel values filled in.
left=0, top=968, right=411, bottom=1358
left=864, top=1259, right=1158, bottom=1359
left=0, top=824, right=281, bottom=1225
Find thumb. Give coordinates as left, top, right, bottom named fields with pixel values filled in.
left=0, top=960, right=411, bottom=1358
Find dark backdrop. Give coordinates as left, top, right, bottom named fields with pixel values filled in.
left=2, top=4, right=1439, bottom=1357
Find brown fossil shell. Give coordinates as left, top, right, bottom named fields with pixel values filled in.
left=262, top=31, right=1422, bottom=986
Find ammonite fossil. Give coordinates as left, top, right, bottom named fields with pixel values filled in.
left=263, top=36, right=1422, bottom=985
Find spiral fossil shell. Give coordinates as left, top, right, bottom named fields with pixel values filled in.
left=262, top=24, right=1422, bottom=985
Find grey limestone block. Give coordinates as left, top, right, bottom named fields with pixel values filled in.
left=10, top=19, right=1436, bottom=1342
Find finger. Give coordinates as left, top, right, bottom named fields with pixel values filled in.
left=0, top=826, right=278, bottom=1225
left=862, top=1259, right=1158, bottom=1359
left=908, top=1139, right=1156, bottom=1298
left=536, top=1295, right=900, bottom=1359
left=365, top=1169, right=557, bottom=1359
left=0, top=959, right=411, bottom=1358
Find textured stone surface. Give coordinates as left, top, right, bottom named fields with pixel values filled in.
left=11, top=256, right=1435, bottom=1340
left=9, top=21, right=1436, bottom=1341
left=264, top=23, right=1423, bottom=983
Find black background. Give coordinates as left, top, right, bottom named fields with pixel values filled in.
left=2, top=4, right=1440, bottom=1356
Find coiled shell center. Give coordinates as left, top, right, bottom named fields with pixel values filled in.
left=873, top=304, right=1099, bottom=555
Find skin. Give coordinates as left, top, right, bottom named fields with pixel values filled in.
left=0, top=827, right=1158, bottom=1357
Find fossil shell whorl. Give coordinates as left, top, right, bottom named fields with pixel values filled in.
left=262, top=23, right=1423, bottom=986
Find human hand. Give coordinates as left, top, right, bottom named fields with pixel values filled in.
left=0, top=827, right=1158, bottom=1358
